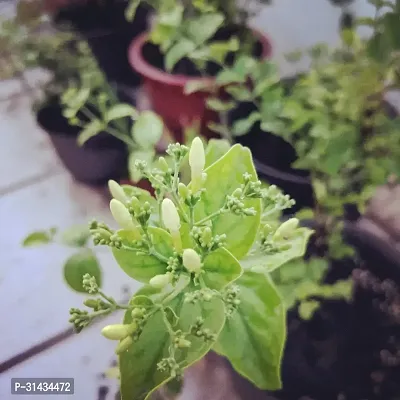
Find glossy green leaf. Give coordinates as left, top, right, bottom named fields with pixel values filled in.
left=194, top=144, right=262, bottom=260
left=204, top=139, right=231, bottom=168
left=63, top=249, right=102, bottom=293
left=186, top=13, right=224, bottom=45
left=213, top=270, right=285, bottom=390
left=165, top=39, right=197, bottom=71
left=184, top=79, right=214, bottom=95
left=241, top=227, right=313, bottom=272
left=61, top=225, right=91, bottom=248
left=208, top=37, right=239, bottom=64
left=22, top=230, right=54, bottom=247
left=112, top=227, right=173, bottom=282
left=119, top=291, right=226, bottom=400
left=132, top=111, right=164, bottom=149
left=105, top=104, right=138, bottom=122
left=225, top=85, right=253, bottom=101
left=202, top=248, right=242, bottom=290
left=128, top=150, right=155, bottom=183
left=232, top=112, right=261, bottom=136
left=77, top=119, right=104, bottom=146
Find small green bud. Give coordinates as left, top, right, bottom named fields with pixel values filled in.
left=84, top=299, right=99, bottom=309
left=131, top=308, right=146, bottom=319
left=149, top=273, right=171, bottom=289
left=101, top=323, right=137, bottom=341
left=201, top=227, right=212, bottom=246
left=232, top=188, right=243, bottom=198
left=115, top=335, right=134, bottom=354
left=273, top=218, right=299, bottom=240
left=178, top=183, right=190, bottom=200
left=177, top=338, right=191, bottom=348
left=162, top=199, right=181, bottom=232
left=158, top=157, right=170, bottom=172
left=108, top=180, right=127, bottom=203
left=182, top=248, right=202, bottom=274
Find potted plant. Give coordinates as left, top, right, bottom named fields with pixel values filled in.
left=68, top=138, right=313, bottom=399
left=126, top=0, right=272, bottom=141
left=52, top=0, right=150, bottom=87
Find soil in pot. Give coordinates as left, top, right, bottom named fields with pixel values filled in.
left=129, top=26, right=271, bottom=142
left=37, top=100, right=127, bottom=185
left=54, top=1, right=150, bottom=87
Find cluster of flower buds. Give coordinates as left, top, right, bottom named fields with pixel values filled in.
left=223, top=285, right=241, bottom=318
left=127, top=197, right=152, bottom=228
left=69, top=308, right=90, bottom=333
left=178, top=182, right=203, bottom=208
left=157, top=357, right=181, bottom=378
left=241, top=173, right=264, bottom=198
left=172, top=330, right=192, bottom=349
left=82, top=273, right=99, bottom=294
left=184, top=288, right=214, bottom=304
left=188, top=317, right=216, bottom=342
left=89, top=220, right=115, bottom=247
left=190, top=226, right=226, bottom=252
left=262, top=184, right=296, bottom=212
left=224, top=190, right=257, bottom=216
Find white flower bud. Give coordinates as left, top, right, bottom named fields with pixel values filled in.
left=189, top=138, right=205, bottom=191
left=101, top=323, right=137, bottom=341
left=273, top=218, right=299, bottom=240
left=182, top=248, right=202, bottom=274
left=110, top=199, right=137, bottom=232
left=161, top=198, right=181, bottom=232
left=108, top=180, right=127, bottom=203
left=149, top=273, right=171, bottom=289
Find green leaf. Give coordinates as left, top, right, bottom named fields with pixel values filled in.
left=22, top=230, right=54, bottom=247
left=298, top=300, right=320, bottom=320
left=208, top=37, right=239, bottom=64
left=206, top=98, right=236, bottom=112
left=213, top=270, right=285, bottom=390
left=184, top=79, right=214, bottom=95
left=165, top=39, right=197, bottom=71
left=216, top=69, right=246, bottom=85
left=232, top=112, right=261, bottom=136
left=119, top=291, right=226, bottom=400
left=225, top=85, right=253, bottom=101
left=203, top=248, right=242, bottom=290
left=61, top=225, right=91, bottom=248
left=128, top=150, right=155, bottom=183
left=77, top=119, right=104, bottom=146
left=105, top=104, right=138, bottom=122
left=241, top=227, right=313, bottom=272
left=194, top=144, right=262, bottom=260
left=186, top=13, right=224, bottom=46
left=204, top=139, right=231, bottom=168
left=382, top=12, right=400, bottom=50
left=125, top=0, right=140, bottom=21
left=132, top=111, right=164, bottom=149
left=159, top=3, right=184, bottom=26
left=112, top=227, right=173, bottom=282
left=63, top=249, right=102, bottom=293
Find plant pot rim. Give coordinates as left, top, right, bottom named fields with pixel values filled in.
left=128, top=27, right=272, bottom=88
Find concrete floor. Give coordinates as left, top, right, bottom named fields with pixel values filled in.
left=0, top=1, right=385, bottom=399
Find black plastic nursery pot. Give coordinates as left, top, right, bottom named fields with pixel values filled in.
left=54, top=1, right=150, bottom=87
left=37, top=101, right=127, bottom=185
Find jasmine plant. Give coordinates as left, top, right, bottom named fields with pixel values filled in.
left=69, top=138, right=313, bottom=399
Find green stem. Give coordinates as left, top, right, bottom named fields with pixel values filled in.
left=189, top=206, right=195, bottom=228
left=149, top=247, right=170, bottom=263
left=196, top=210, right=222, bottom=226
left=170, top=192, right=190, bottom=223
left=106, top=125, right=137, bottom=148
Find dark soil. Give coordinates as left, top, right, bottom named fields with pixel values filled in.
left=142, top=25, right=263, bottom=77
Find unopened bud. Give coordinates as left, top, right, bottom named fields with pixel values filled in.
left=84, top=299, right=99, bottom=309
left=110, top=199, right=138, bottom=232
left=149, top=273, right=171, bottom=289
left=158, top=157, right=169, bottom=172
left=129, top=196, right=141, bottom=214
left=177, top=338, right=191, bottom=348
left=101, top=323, right=137, bottom=341
left=273, top=218, right=299, bottom=240
left=189, top=138, right=205, bottom=192
left=115, top=335, right=133, bottom=354
left=108, top=180, right=127, bottom=203
left=201, top=227, right=212, bottom=246
left=182, top=249, right=202, bottom=274
left=161, top=199, right=181, bottom=232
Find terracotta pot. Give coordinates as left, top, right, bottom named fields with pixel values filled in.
left=128, top=29, right=272, bottom=142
